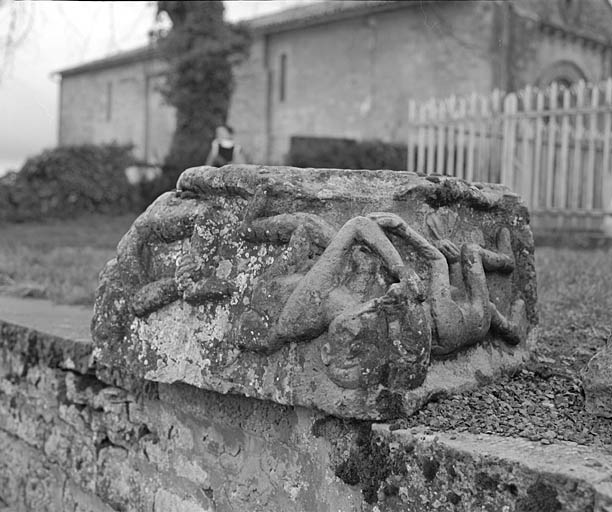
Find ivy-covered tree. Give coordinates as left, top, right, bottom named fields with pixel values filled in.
left=155, top=1, right=250, bottom=183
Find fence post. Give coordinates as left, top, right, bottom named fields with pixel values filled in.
left=466, top=93, right=478, bottom=182
left=532, top=89, right=545, bottom=211
left=571, top=81, right=586, bottom=210
left=557, top=87, right=572, bottom=210
left=416, top=102, right=426, bottom=173
left=477, top=95, right=489, bottom=183
left=585, top=85, right=600, bottom=211
left=490, top=89, right=503, bottom=184
left=456, top=97, right=467, bottom=180
left=436, top=101, right=447, bottom=174
left=501, top=93, right=518, bottom=190
left=545, top=82, right=559, bottom=208
left=407, top=100, right=417, bottom=172
left=520, top=86, right=533, bottom=207
left=602, top=78, right=612, bottom=215
left=426, top=100, right=436, bottom=174
left=446, top=96, right=457, bottom=177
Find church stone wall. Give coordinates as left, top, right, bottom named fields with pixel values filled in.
left=229, top=2, right=497, bottom=164
left=59, top=58, right=173, bottom=165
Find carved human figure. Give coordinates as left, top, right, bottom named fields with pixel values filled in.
left=424, top=210, right=525, bottom=355
left=236, top=192, right=526, bottom=377
left=310, top=212, right=525, bottom=387
left=320, top=286, right=431, bottom=390
left=127, top=185, right=526, bottom=392
left=129, top=211, right=237, bottom=318
left=236, top=204, right=426, bottom=354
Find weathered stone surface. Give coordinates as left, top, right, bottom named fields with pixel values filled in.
left=330, top=424, right=612, bottom=511
left=582, top=341, right=612, bottom=418
left=0, top=297, right=93, bottom=378
left=93, top=165, right=537, bottom=419
left=0, top=329, right=364, bottom=512
left=3, top=300, right=611, bottom=512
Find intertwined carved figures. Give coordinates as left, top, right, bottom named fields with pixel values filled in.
left=128, top=185, right=526, bottom=390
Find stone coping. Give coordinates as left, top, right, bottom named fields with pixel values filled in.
left=0, top=296, right=93, bottom=374
left=368, top=425, right=612, bottom=510
left=1, top=296, right=611, bottom=510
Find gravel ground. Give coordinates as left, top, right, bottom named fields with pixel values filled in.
left=399, top=247, right=612, bottom=448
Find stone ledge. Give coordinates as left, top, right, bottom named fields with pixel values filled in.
left=0, top=296, right=93, bottom=375
left=365, top=425, right=612, bottom=511
left=1, top=298, right=611, bottom=511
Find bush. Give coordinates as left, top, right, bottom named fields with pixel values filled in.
left=288, top=136, right=408, bottom=171
left=0, top=144, right=161, bottom=222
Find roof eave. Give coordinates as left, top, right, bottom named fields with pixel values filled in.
left=57, top=46, right=160, bottom=78
left=249, top=0, right=411, bottom=36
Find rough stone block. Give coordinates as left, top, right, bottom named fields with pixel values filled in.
left=582, top=341, right=612, bottom=418
left=92, top=165, right=537, bottom=420
left=342, top=425, right=612, bottom=511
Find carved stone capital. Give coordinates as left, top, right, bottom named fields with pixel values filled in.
left=92, top=165, right=537, bottom=419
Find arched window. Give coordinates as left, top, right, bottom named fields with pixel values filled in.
left=536, top=60, right=587, bottom=88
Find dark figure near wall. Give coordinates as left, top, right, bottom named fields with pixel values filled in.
left=205, top=125, right=246, bottom=166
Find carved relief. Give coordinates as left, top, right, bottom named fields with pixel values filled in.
left=92, top=166, right=536, bottom=419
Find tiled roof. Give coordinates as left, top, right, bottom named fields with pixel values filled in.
left=247, top=0, right=406, bottom=33
left=57, top=46, right=159, bottom=77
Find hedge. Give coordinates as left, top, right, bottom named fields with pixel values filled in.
left=0, top=144, right=159, bottom=222
left=287, top=136, right=408, bottom=171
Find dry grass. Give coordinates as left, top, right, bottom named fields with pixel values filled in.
left=0, top=214, right=137, bottom=305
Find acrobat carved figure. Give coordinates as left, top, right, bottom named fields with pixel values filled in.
left=233, top=187, right=426, bottom=354
left=128, top=186, right=525, bottom=386
left=235, top=188, right=525, bottom=361
left=424, top=210, right=525, bottom=356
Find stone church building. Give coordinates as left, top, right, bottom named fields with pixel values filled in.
left=57, top=0, right=612, bottom=166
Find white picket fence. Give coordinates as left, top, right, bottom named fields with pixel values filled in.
left=406, top=79, right=612, bottom=233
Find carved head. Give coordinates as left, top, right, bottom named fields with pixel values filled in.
left=321, top=302, right=386, bottom=389
left=321, top=294, right=431, bottom=391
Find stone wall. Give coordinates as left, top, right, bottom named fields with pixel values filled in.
left=507, top=13, right=612, bottom=91
left=229, top=2, right=497, bottom=164
left=59, top=58, right=174, bottom=165
left=2, top=301, right=612, bottom=512
left=57, top=2, right=612, bottom=168
left=0, top=311, right=365, bottom=512
left=0, top=156, right=611, bottom=510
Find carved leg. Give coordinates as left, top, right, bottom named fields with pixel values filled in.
left=240, top=186, right=336, bottom=249
left=460, top=243, right=493, bottom=339
left=489, top=298, right=527, bottom=346
left=132, top=278, right=179, bottom=317
left=128, top=211, right=202, bottom=316
left=430, top=243, right=491, bottom=356
left=174, top=250, right=236, bottom=306
left=480, top=227, right=514, bottom=273
left=183, top=278, right=236, bottom=304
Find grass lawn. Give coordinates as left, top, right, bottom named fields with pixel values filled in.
left=0, top=214, right=611, bottom=370
left=536, top=246, right=612, bottom=372
left=0, top=214, right=138, bottom=305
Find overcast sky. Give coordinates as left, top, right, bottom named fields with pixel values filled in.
left=0, top=0, right=307, bottom=174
